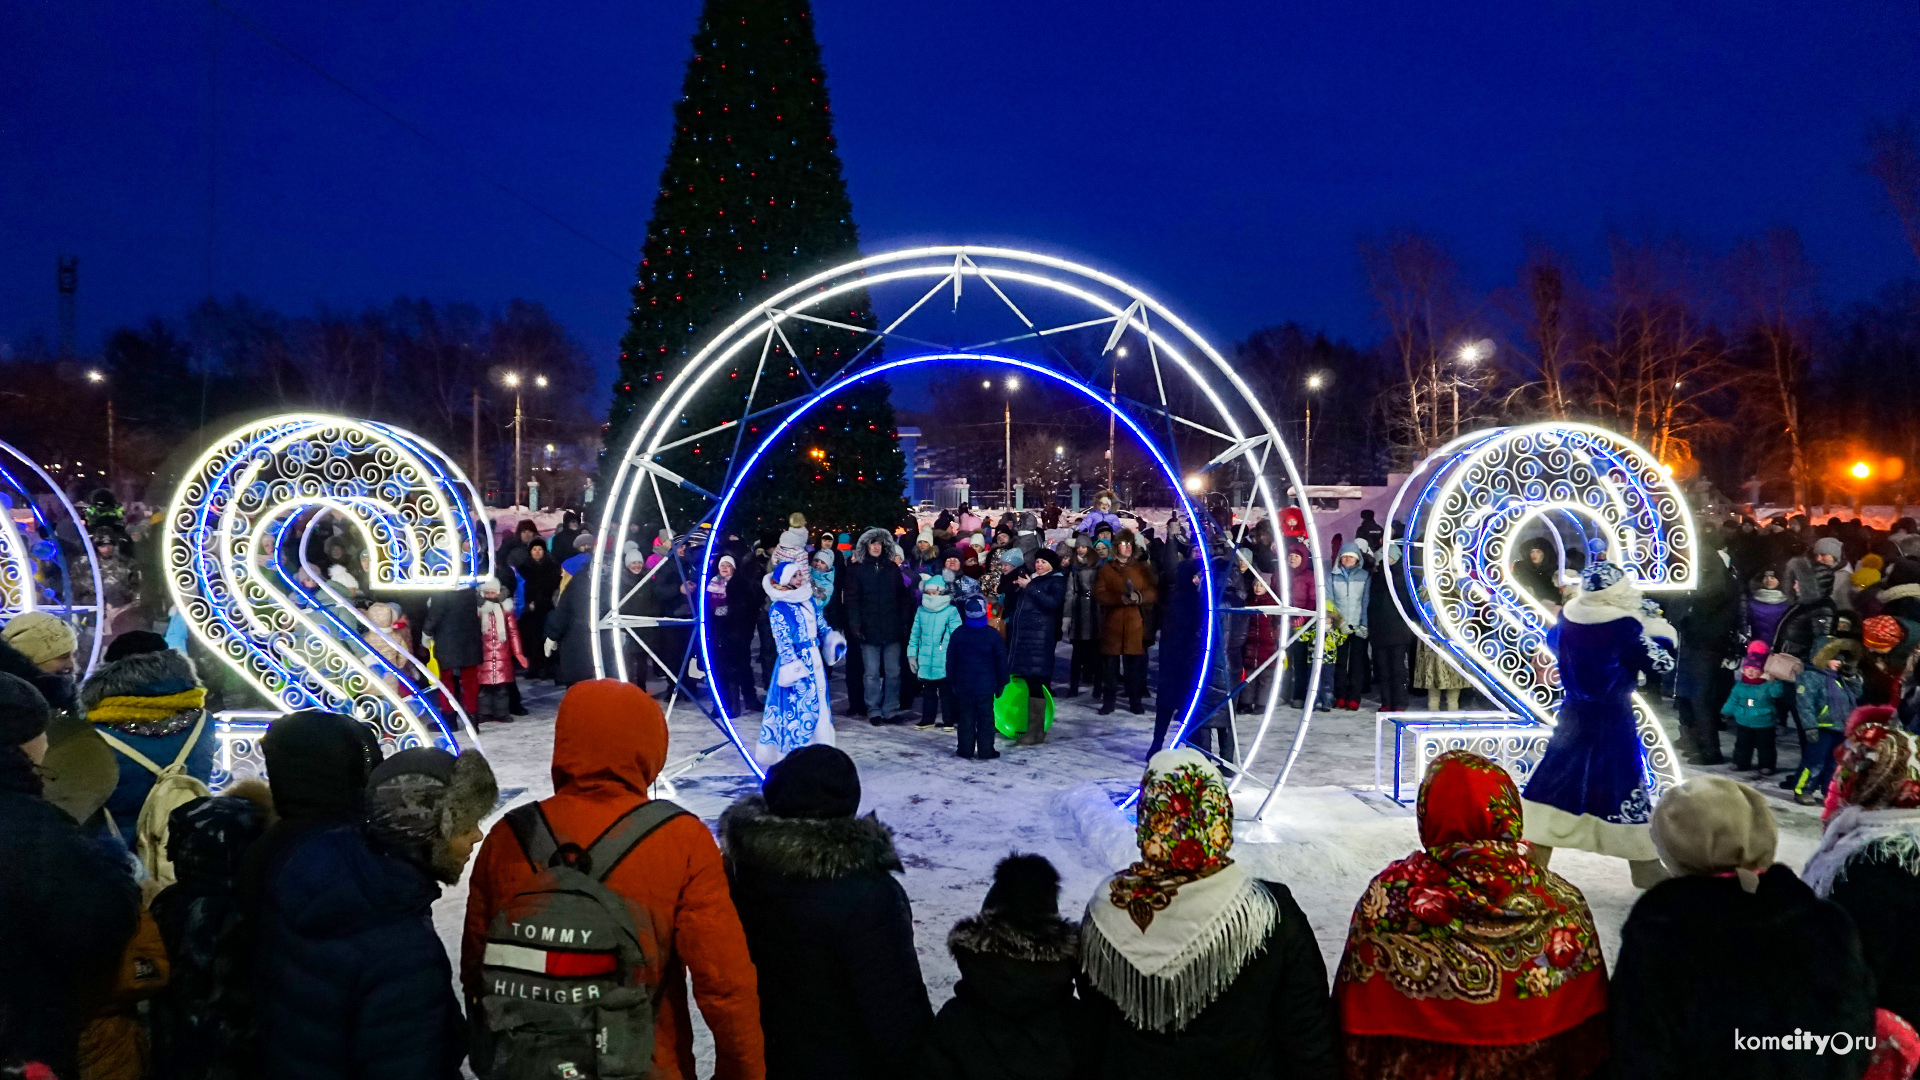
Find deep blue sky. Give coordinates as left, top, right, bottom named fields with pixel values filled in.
left=6, top=1, right=1918, bottom=402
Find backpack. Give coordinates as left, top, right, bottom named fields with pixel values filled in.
left=472, top=798, right=689, bottom=1080
left=95, top=712, right=210, bottom=889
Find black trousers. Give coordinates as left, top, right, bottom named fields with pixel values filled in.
left=1732, top=725, right=1777, bottom=772
left=1152, top=648, right=1197, bottom=755
left=955, top=693, right=997, bottom=757
left=919, top=677, right=953, bottom=726
left=1068, top=640, right=1102, bottom=694
left=1333, top=637, right=1369, bottom=701
left=845, top=639, right=867, bottom=714
left=1678, top=657, right=1733, bottom=762
left=1187, top=721, right=1235, bottom=763
left=1283, top=640, right=1313, bottom=705
left=1371, top=642, right=1412, bottom=711
left=1103, top=654, right=1148, bottom=708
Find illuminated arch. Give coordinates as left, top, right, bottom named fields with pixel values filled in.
left=0, top=440, right=106, bottom=675
left=593, top=246, right=1328, bottom=809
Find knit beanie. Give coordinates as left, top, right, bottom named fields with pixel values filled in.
left=1031, top=548, right=1059, bottom=572
left=262, top=710, right=383, bottom=821
left=762, top=743, right=861, bottom=819
left=104, top=630, right=170, bottom=664
left=1887, top=559, right=1920, bottom=589
left=1650, top=775, right=1777, bottom=893
left=1813, top=537, right=1844, bottom=561
left=1862, top=553, right=1886, bottom=571
left=1854, top=566, right=1883, bottom=589
left=982, top=852, right=1063, bottom=929
left=0, top=671, right=50, bottom=745
left=1864, top=615, right=1907, bottom=651
left=963, top=594, right=989, bottom=623
left=0, top=612, right=77, bottom=667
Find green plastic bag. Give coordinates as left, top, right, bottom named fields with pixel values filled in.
left=993, top=677, right=1055, bottom=739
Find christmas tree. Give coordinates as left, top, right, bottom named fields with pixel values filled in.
left=608, top=0, right=904, bottom=539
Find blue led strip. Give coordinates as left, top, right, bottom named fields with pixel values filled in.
left=695, top=352, right=1215, bottom=781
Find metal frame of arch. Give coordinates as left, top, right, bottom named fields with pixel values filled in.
left=592, top=246, right=1328, bottom=810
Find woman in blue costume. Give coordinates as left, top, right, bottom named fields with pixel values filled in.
left=1522, top=560, right=1677, bottom=888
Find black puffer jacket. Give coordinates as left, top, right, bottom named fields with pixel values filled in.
left=1826, top=850, right=1920, bottom=1037
left=252, top=823, right=465, bottom=1080
left=845, top=529, right=913, bottom=646
left=423, top=587, right=482, bottom=670
left=1610, top=866, right=1874, bottom=1080
left=1365, top=559, right=1413, bottom=647
left=0, top=747, right=140, bottom=1074
left=1007, top=571, right=1067, bottom=679
left=919, top=913, right=1094, bottom=1080
left=720, top=794, right=933, bottom=1080
left=543, top=575, right=598, bottom=686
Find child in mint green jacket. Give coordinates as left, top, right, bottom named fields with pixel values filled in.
left=908, top=576, right=962, bottom=729
left=1722, top=640, right=1788, bottom=774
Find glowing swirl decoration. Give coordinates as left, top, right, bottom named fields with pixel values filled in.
left=592, top=246, right=1329, bottom=810
left=164, top=415, right=491, bottom=755
left=1387, top=422, right=1696, bottom=798
left=0, top=440, right=106, bottom=674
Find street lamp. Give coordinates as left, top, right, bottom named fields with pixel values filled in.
left=1002, top=377, right=1021, bottom=507
left=1304, top=372, right=1325, bottom=485
left=85, top=370, right=113, bottom=493
left=1183, top=474, right=1205, bottom=494
left=1851, top=461, right=1873, bottom=480
left=1107, top=348, right=1127, bottom=491
left=502, top=371, right=544, bottom=508
left=1452, top=340, right=1494, bottom=438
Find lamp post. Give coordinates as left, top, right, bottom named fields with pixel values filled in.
left=86, top=370, right=113, bottom=493
left=1107, top=347, right=1125, bottom=491
left=1002, top=375, right=1020, bottom=508
left=1453, top=340, right=1492, bottom=440
left=1304, top=372, right=1324, bottom=486
left=502, top=372, right=548, bottom=508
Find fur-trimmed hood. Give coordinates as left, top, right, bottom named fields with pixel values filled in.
left=948, top=912, right=1080, bottom=964
left=80, top=646, right=201, bottom=710
left=848, top=527, right=901, bottom=564
left=1878, top=582, right=1920, bottom=607
left=720, top=793, right=903, bottom=878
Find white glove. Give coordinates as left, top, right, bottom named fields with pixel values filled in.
left=908, top=656, right=919, bottom=675
left=1355, top=624, right=1369, bottom=639
left=824, top=630, right=848, bottom=667
left=777, top=658, right=808, bottom=687
left=544, top=638, right=557, bottom=657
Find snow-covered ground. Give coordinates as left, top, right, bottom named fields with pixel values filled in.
left=438, top=668, right=1826, bottom=1072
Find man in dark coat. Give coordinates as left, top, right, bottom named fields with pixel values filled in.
left=1365, top=532, right=1415, bottom=712
left=1151, top=556, right=1203, bottom=757
left=548, top=511, right=583, bottom=570
left=424, top=585, right=483, bottom=713
left=516, top=540, right=563, bottom=680
left=253, top=744, right=495, bottom=1080
left=1674, top=528, right=1741, bottom=764
left=1354, top=509, right=1385, bottom=554
left=720, top=746, right=933, bottom=1079
left=1006, top=549, right=1067, bottom=744
left=0, top=672, right=139, bottom=1074
left=844, top=528, right=915, bottom=722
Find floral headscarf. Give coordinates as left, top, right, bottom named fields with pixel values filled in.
left=1108, top=749, right=1234, bottom=930
left=1824, top=708, right=1920, bottom=821
left=1336, top=751, right=1606, bottom=1045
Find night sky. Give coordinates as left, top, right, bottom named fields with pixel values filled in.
left=6, top=1, right=1917, bottom=406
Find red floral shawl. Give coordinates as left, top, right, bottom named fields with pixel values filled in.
left=1336, top=750, right=1607, bottom=1045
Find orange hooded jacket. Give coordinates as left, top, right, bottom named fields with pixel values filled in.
left=460, top=680, right=764, bottom=1079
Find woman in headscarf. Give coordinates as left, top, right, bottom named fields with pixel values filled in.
left=1337, top=750, right=1607, bottom=1079
left=1610, top=774, right=1876, bottom=1079
left=1804, top=706, right=1920, bottom=1030
left=1521, top=561, right=1678, bottom=887
left=1078, top=749, right=1337, bottom=1078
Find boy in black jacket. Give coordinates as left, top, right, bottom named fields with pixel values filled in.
left=946, top=595, right=1009, bottom=759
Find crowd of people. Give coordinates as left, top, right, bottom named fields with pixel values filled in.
left=6, top=634, right=1919, bottom=1077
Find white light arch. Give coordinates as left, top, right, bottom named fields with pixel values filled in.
left=593, top=246, right=1328, bottom=810
left=0, top=440, right=106, bottom=675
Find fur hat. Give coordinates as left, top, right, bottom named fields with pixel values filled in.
left=1031, top=548, right=1059, bottom=572
left=1580, top=561, right=1626, bottom=593
left=104, top=630, right=169, bottom=664
left=1651, top=775, right=1776, bottom=893
left=0, top=612, right=77, bottom=667
left=365, top=747, right=499, bottom=884
left=1113, top=529, right=1139, bottom=554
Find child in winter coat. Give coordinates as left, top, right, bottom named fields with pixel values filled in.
left=945, top=594, right=1009, bottom=760
left=1722, top=641, right=1788, bottom=773
left=475, top=577, right=527, bottom=724
left=909, top=576, right=962, bottom=730
left=1791, top=637, right=1865, bottom=804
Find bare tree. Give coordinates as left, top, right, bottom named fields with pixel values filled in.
left=1516, top=245, right=1578, bottom=419
left=1360, top=231, right=1474, bottom=460
left=1730, top=227, right=1817, bottom=510
left=1868, top=117, right=1920, bottom=268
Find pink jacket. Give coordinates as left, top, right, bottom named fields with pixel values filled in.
left=477, top=599, right=527, bottom=684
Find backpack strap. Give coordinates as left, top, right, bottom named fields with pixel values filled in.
left=582, top=800, right=688, bottom=884
left=505, top=802, right=561, bottom=873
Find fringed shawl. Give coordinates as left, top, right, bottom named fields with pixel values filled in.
left=1082, top=866, right=1278, bottom=1033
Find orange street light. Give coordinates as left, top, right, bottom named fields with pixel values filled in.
left=1851, top=461, right=1872, bottom=480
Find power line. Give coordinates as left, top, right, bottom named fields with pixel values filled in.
left=208, top=0, right=632, bottom=268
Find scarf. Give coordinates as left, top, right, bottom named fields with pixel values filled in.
left=1336, top=750, right=1607, bottom=1045
left=1751, top=587, right=1789, bottom=605
left=478, top=597, right=511, bottom=646
left=88, top=687, right=209, bottom=724
left=811, top=563, right=836, bottom=605
left=1804, top=805, right=1920, bottom=897
left=921, top=592, right=952, bottom=613
left=1083, top=749, right=1278, bottom=1033
left=1559, top=563, right=1678, bottom=671
left=708, top=572, right=731, bottom=617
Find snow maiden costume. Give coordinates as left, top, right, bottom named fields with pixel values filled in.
left=1521, top=561, right=1677, bottom=881
left=756, top=560, right=845, bottom=769
left=1078, top=749, right=1337, bottom=1076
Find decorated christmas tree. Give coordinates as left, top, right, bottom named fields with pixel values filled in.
left=608, top=0, right=904, bottom=539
